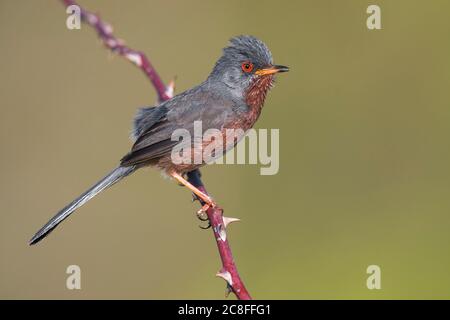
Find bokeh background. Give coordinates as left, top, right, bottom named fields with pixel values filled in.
left=1, top=0, right=450, bottom=299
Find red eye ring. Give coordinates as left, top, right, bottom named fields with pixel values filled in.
left=241, top=61, right=254, bottom=73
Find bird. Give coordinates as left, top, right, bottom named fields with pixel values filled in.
left=29, top=35, right=289, bottom=245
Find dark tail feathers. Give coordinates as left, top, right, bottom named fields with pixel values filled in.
left=29, top=166, right=136, bottom=245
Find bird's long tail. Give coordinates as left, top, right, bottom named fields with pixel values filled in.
left=29, top=166, right=137, bottom=245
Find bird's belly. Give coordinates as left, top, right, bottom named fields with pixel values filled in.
left=155, top=107, right=261, bottom=174
left=155, top=124, right=251, bottom=174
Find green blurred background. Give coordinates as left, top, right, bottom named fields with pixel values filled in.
left=1, top=0, right=450, bottom=299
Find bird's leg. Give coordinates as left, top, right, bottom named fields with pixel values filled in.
left=170, top=171, right=215, bottom=227
left=176, top=173, right=189, bottom=187
left=170, top=171, right=217, bottom=211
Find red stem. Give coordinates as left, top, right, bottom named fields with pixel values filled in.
left=60, top=0, right=251, bottom=300
left=62, top=0, right=170, bottom=102
left=187, top=171, right=251, bottom=299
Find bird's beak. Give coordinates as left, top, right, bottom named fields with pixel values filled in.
left=255, top=65, right=289, bottom=76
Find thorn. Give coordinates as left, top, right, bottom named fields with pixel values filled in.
left=225, top=289, right=231, bottom=298
left=223, top=216, right=240, bottom=228
left=225, top=284, right=233, bottom=298
left=165, top=76, right=177, bottom=98
left=125, top=52, right=143, bottom=67
left=103, top=22, right=114, bottom=35
left=214, top=224, right=227, bottom=242
left=105, top=38, right=118, bottom=49
left=86, top=13, right=98, bottom=25
left=216, top=270, right=233, bottom=286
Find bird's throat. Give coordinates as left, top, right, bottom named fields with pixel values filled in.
left=244, top=75, right=274, bottom=122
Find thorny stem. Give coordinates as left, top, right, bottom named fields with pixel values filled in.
left=62, top=0, right=171, bottom=102
left=187, top=171, right=251, bottom=299
left=60, top=0, right=251, bottom=300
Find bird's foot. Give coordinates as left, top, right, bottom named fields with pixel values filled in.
left=198, top=199, right=217, bottom=212
left=199, top=221, right=211, bottom=230
left=196, top=201, right=218, bottom=229
left=196, top=205, right=209, bottom=221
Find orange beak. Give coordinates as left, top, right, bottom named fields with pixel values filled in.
left=255, top=65, right=289, bottom=76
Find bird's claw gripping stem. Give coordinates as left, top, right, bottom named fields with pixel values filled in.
left=196, top=202, right=216, bottom=229
left=196, top=204, right=209, bottom=221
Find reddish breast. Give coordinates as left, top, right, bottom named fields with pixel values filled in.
left=241, top=75, right=274, bottom=129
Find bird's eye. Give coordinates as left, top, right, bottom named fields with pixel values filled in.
left=241, top=61, right=254, bottom=73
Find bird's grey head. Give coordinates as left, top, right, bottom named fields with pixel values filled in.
left=208, top=35, right=289, bottom=98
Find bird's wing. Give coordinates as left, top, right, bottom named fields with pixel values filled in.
left=132, top=105, right=169, bottom=140
left=120, top=87, right=236, bottom=167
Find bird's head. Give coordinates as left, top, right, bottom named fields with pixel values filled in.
left=209, top=35, right=289, bottom=104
